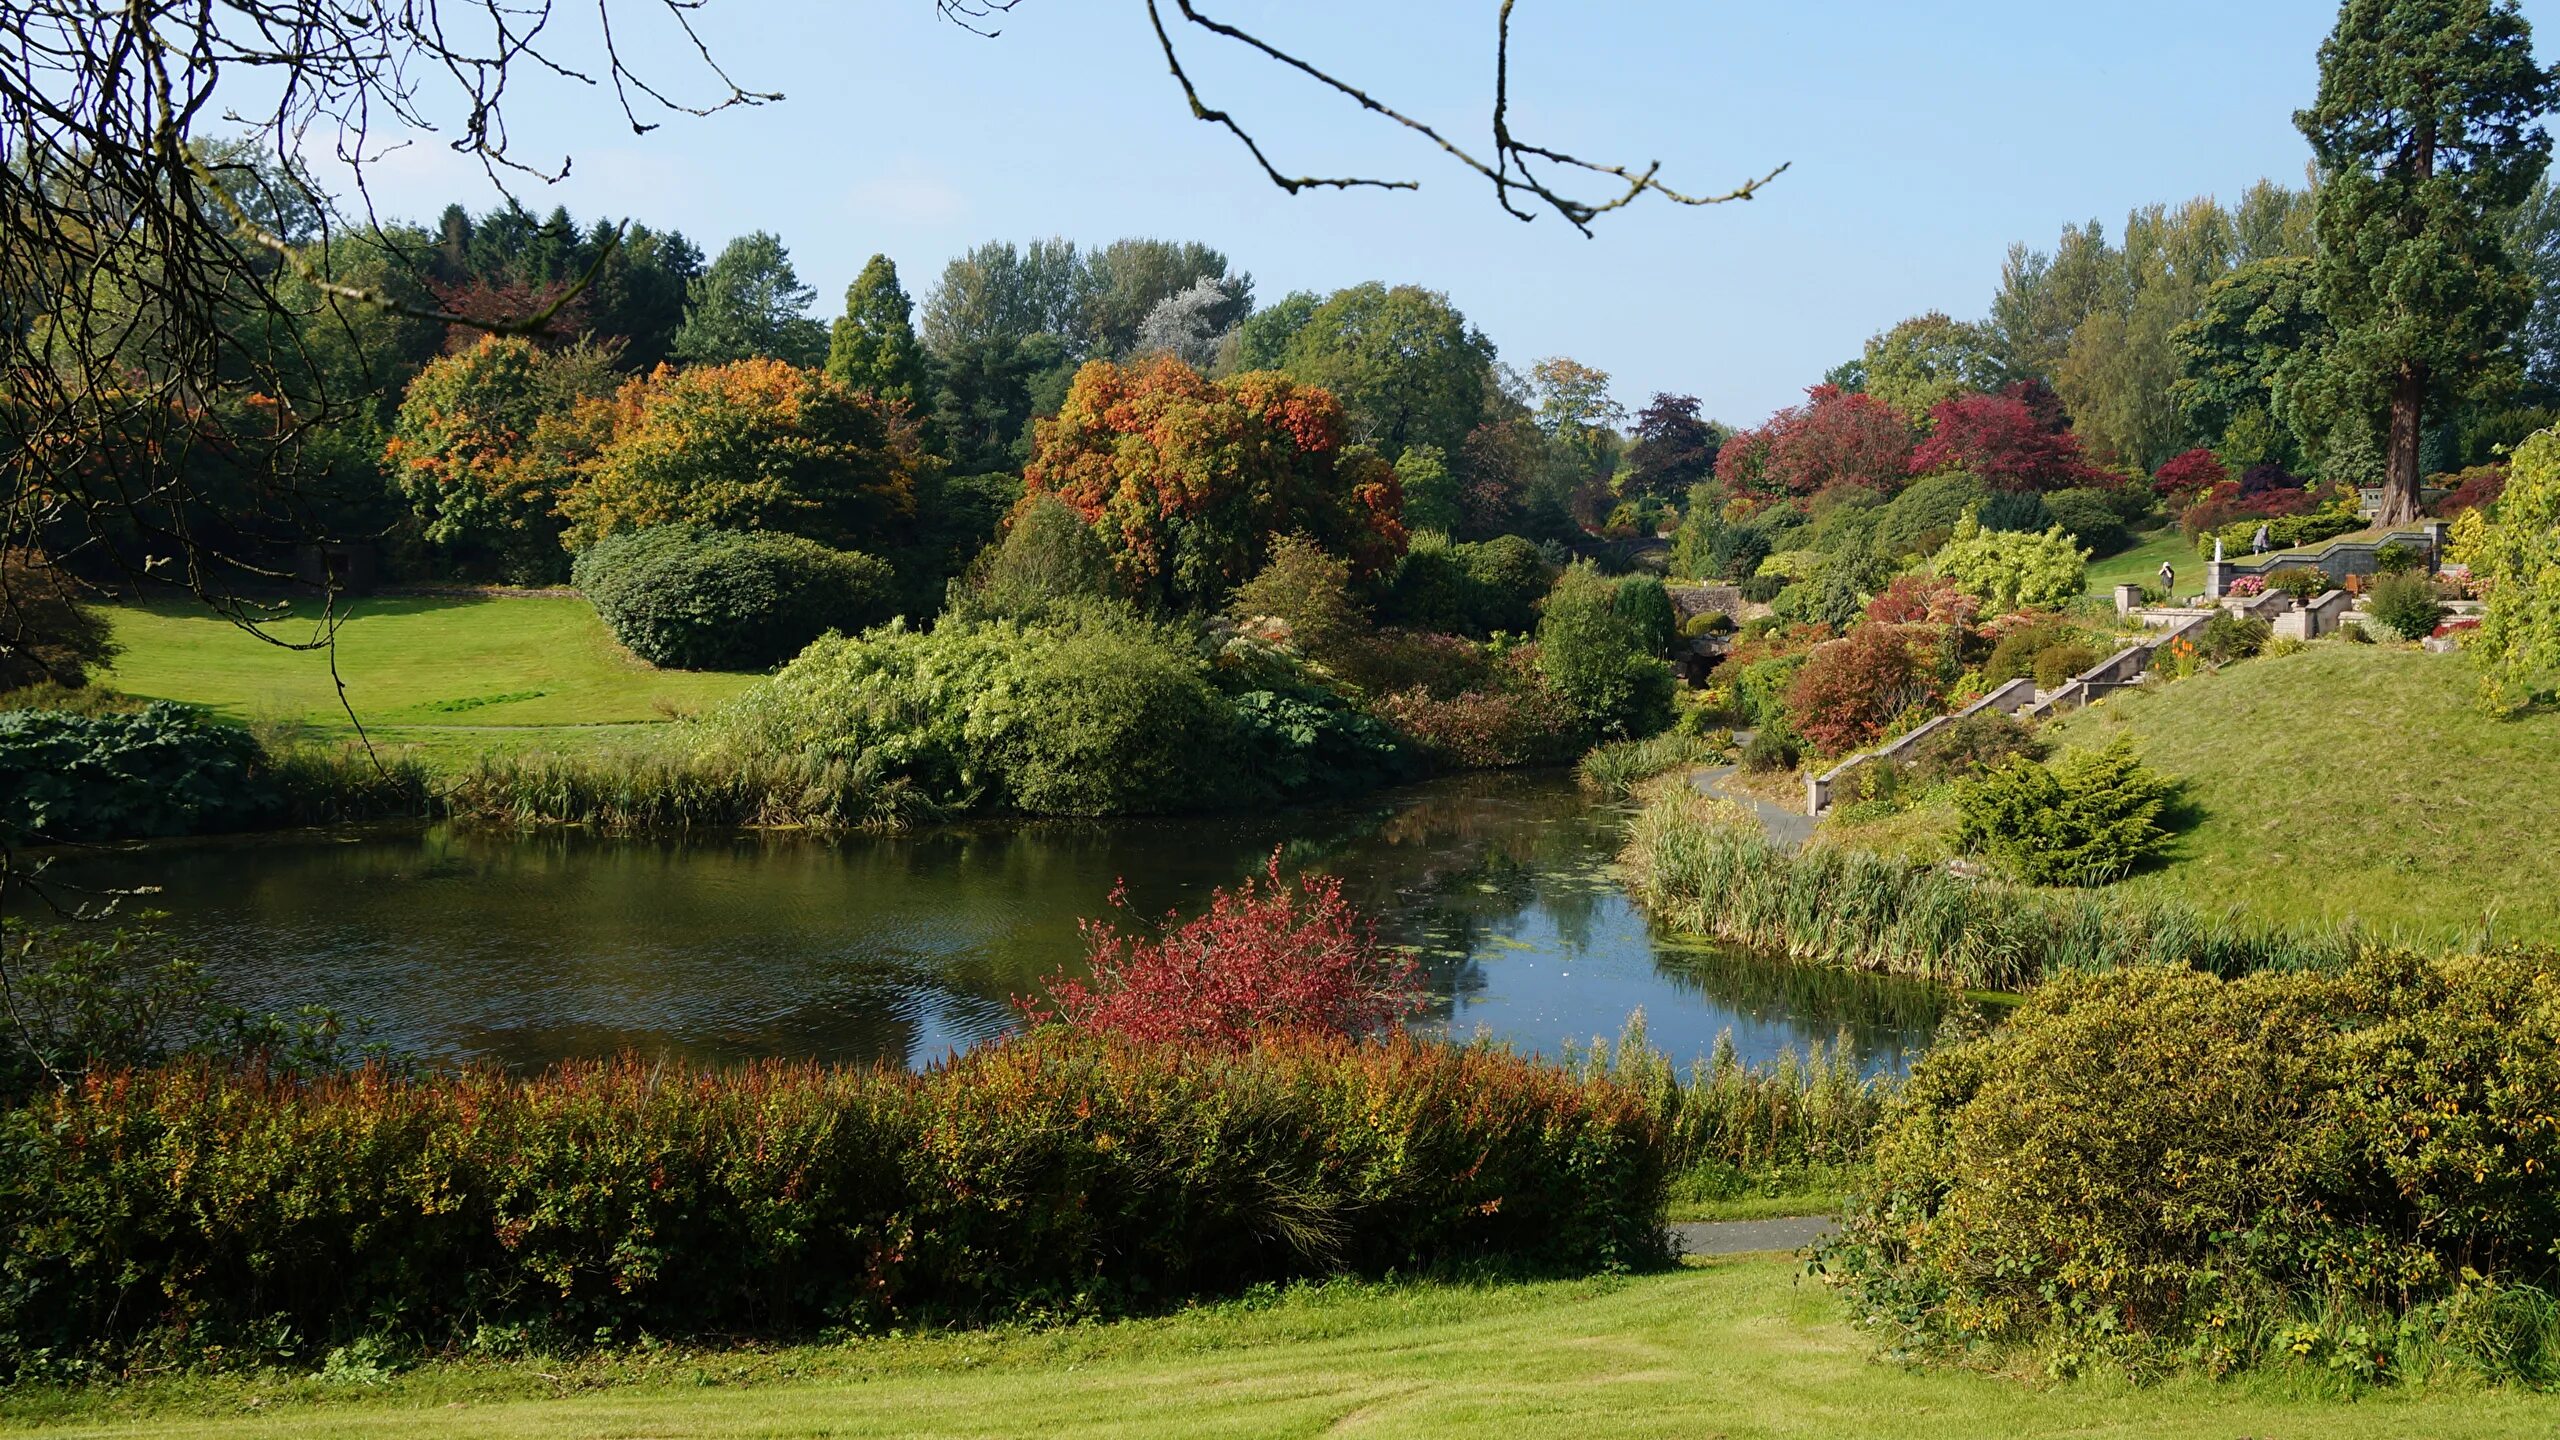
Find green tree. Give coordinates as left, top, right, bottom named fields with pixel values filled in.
left=920, top=237, right=1087, bottom=355
left=1534, top=562, right=1674, bottom=739
left=2170, top=256, right=2327, bottom=468
left=385, top=335, right=620, bottom=582
left=672, top=231, right=828, bottom=367
left=1280, top=283, right=1497, bottom=462
left=2295, top=0, right=2557, bottom=525
left=1394, top=445, right=1462, bottom=535
left=2458, top=426, right=2560, bottom=713
left=826, top=255, right=932, bottom=408
left=1080, top=238, right=1246, bottom=357
left=1232, top=290, right=1320, bottom=371
left=1861, top=312, right=2001, bottom=421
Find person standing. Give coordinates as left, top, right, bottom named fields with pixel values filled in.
left=2252, top=522, right=2271, bottom=555
left=2159, top=559, right=2176, bottom=596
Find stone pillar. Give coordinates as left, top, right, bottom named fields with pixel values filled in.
left=2113, top=583, right=2143, bottom=616
left=2422, top=520, right=2449, bottom=571
left=2205, top=560, right=2231, bottom=601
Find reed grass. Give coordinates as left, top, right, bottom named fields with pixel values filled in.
left=1575, top=730, right=1726, bottom=799
left=444, top=740, right=949, bottom=833
left=1621, top=786, right=2362, bottom=990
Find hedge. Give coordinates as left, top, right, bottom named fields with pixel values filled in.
left=575, top=525, right=898, bottom=671
left=0, top=1031, right=1667, bottom=1373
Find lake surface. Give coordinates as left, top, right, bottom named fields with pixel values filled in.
left=29, top=772, right=1943, bottom=1072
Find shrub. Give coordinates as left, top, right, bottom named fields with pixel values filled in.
left=1973, top=490, right=2053, bottom=534
left=1459, top=536, right=1555, bottom=634
left=1784, top=625, right=1947, bottom=756
left=1982, top=621, right=2083, bottom=687
left=1829, top=951, right=2560, bottom=1378
left=1027, top=857, right=1422, bottom=1050
left=1872, top=471, right=1988, bottom=559
left=2152, top=448, right=2227, bottom=498
left=2366, top=571, right=2446, bottom=642
left=1730, top=653, right=1808, bottom=733
left=1536, top=563, right=1676, bottom=740
left=1737, top=572, right=1786, bottom=604
left=969, top=493, right=1117, bottom=618
left=1226, top=687, right=1411, bottom=801
left=2042, top=487, right=2129, bottom=555
left=2262, top=634, right=2307, bottom=660
left=1954, top=736, right=2174, bottom=886
left=575, top=525, right=898, bottom=670
left=0, top=704, right=276, bottom=843
left=2195, top=610, right=2271, bottom=665
left=1610, top=575, right=1681, bottom=657
left=0, top=551, right=118, bottom=691
left=2029, top=641, right=2100, bottom=692
left=1681, top=610, right=1733, bottom=639
left=1738, top=726, right=1800, bottom=774
left=1228, top=535, right=1364, bottom=663
left=2264, top=565, right=2330, bottom=602
left=2224, top=574, right=2267, bottom=597
left=0, top=1032, right=1669, bottom=1373
left=2374, top=541, right=2426, bottom=575
left=1862, top=573, right=1978, bottom=627
left=1371, top=676, right=1581, bottom=770
left=1930, top=512, right=2087, bottom=613
left=1906, top=709, right=2044, bottom=786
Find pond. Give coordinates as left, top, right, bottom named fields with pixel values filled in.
left=28, top=772, right=1944, bottom=1073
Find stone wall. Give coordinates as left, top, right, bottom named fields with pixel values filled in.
left=2206, top=523, right=2446, bottom=599
left=1805, top=677, right=2037, bottom=815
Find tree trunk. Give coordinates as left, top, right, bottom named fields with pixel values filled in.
left=2381, top=363, right=2425, bottom=528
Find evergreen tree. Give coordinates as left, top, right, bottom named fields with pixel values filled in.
left=826, top=254, right=932, bottom=407
left=2296, top=0, right=2556, bottom=524
left=672, top=231, right=828, bottom=368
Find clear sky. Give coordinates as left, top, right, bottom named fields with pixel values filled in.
left=320, top=0, right=2559, bottom=425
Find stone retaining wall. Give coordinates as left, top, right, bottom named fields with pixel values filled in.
left=2205, top=522, right=2447, bottom=599
left=1805, top=677, right=2037, bottom=815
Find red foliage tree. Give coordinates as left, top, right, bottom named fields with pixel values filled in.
left=1715, top=385, right=1912, bottom=499
left=1783, top=623, right=1948, bottom=756
left=1022, top=855, right=1426, bottom=1051
left=2151, top=448, right=2228, bottom=499
left=1910, top=390, right=2115, bottom=492
left=1863, top=572, right=1980, bottom=628
left=1025, top=355, right=1405, bottom=608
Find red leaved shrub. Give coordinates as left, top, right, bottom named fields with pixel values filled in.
left=2152, top=448, right=2227, bottom=499
left=1024, top=855, right=1425, bottom=1050
left=1863, top=572, right=1980, bottom=628
left=1784, top=623, right=1948, bottom=756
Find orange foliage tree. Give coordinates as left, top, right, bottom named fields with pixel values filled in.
left=555, top=359, right=927, bottom=553
left=383, top=335, right=619, bottom=581
left=1022, top=355, right=1405, bottom=609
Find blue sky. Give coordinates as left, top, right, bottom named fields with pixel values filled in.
left=324, top=1, right=2557, bottom=424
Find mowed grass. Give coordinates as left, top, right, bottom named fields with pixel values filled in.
left=2044, top=641, right=2560, bottom=942
left=101, top=597, right=757, bottom=760
left=2081, top=525, right=2189, bottom=598
left=8, top=1258, right=2553, bottom=1440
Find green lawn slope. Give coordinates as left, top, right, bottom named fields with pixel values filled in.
left=2044, top=642, right=2558, bottom=943
left=101, top=596, right=757, bottom=766
left=7, top=1258, right=2548, bottom=1439
left=2081, top=526, right=2188, bottom=598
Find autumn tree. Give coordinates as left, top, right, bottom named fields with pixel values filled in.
left=384, top=335, right=622, bottom=582
left=672, top=231, right=828, bottom=368
left=2296, top=0, right=2556, bottom=525
left=1023, top=355, right=1405, bottom=610
left=825, top=255, right=931, bottom=409
left=1910, top=387, right=2115, bottom=492
left=557, top=360, right=926, bottom=553
left=1716, top=385, right=1913, bottom=498
left=1278, top=283, right=1498, bottom=462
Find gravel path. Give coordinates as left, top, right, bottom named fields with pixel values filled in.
left=1687, top=764, right=1818, bottom=849
left=1667, top=1216, right=1838, bottom=1256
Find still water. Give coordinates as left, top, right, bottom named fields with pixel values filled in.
left=34, top=772, right=1942, bottom=1072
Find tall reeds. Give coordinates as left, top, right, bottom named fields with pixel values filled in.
left=445, top=743, right=948, bottom=833
left=1620, top=786, right=2362, bottom=990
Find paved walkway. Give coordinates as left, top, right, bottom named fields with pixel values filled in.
left=1667, top=1216, right=1838, bottom=1256
left=1687, top=764, right=1818, bottom=849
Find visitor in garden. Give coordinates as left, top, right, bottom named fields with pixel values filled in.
left=2252, top=522, right=2271, bottom=555
left=2159, top=560, right=2176, bottom=596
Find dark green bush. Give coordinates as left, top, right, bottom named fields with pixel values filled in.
left=1830, top=951, right=2560, bottom=1380
left=576, top=525, right=898, bottom=670
left=2366, top=571, right=2446, bottom=641
left=967, top=493, right=1119, bottom=620
left=1974, top=491, right=2053, bottom=534
left=2042, top=488, right=2128, bottom=556
left=1458, top=535, right=1553, bottom=635
left=1536, top=563, right=1676, bottom=741
left=0, top=1033, right=1667, bottom=1372
left=1873, top=472, right=1988, bottom=560
left=1983, top=622, right=2089, bottom=687
left=1954, top=736, right=2174, bottom=886
left=991, top=622, right=1240, bottom=816
left=2373, top=540, right=2426, bottom=575
left=1610, top=575, right=1681, bottom=657
left=1737, top=572, right=1786, bottom=604
left=1730, top=654, right=1807, bottom=733
left=0, top=550, right=118, bottom=691
left=1738, top=726, right=1800, bottom=774
left=2030, top=641, right=2100, bottom=692
left=1907, top=709, right=2044, bottom=786
left=0, top=703, right=276, bottom=843
left=2195, top=610, right=2271, bottom=664
left=1228, top=686, right=1412, bottom=801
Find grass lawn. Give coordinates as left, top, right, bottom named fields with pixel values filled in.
left=101, top=596, right=757, bottom=764
left=2081, top=526, right=2189, bottom=598
left=7, top=1258, right=2551, bottom=1439
left=1826, top=641, right=2560, bottom=945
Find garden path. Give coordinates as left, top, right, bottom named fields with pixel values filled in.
left=1688, top=760, right=1819, bottom=849
left=1668, top=1216, right=1837, bottom=1255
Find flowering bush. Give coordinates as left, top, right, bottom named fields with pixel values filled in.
left=2225, top=574, right=2266, bottom=597
left=1025, top=856, right=1423, bottom=1051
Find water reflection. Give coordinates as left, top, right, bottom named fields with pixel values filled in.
left=24, top=772, right=1941, bottom=1072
